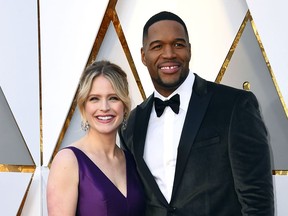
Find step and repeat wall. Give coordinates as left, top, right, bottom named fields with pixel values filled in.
left=0, top=0, right=287, bottom=215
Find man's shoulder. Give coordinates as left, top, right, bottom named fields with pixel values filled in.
left=193, top=73, right=256, bottom=105
left=135, top=94, right=154, bottom=109
left=195, top=74, right=247, bottom=94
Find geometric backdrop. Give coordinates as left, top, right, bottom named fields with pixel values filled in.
left=0, top=0, right=287, bottom=215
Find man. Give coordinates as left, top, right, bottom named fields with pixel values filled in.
left=119, top=11, right=274, bottom=215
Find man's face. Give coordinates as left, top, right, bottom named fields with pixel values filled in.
left=141, top=20, right=191, bottom=97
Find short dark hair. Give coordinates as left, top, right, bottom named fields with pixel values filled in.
left=142, top=11, right=189, bottom=44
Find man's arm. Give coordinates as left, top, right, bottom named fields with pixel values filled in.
left=229, top=91, right=274, bottom=215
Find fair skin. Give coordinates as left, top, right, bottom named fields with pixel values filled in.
left=47, top=75, right=127, bottom=216
left=141, top=20, right=191, bottom=97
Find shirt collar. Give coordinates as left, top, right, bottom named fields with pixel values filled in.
left=154, top=71, right=195, bottom=112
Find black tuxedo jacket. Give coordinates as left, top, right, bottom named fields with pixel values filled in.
left=119, top=74, right=274, bottom=216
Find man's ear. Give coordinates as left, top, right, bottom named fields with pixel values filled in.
left=141, top=47, right=147, bottom=66
left=188, top=43, right=192, bottom=60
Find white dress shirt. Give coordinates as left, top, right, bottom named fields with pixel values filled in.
left=143, top=72, right=195, bottom=202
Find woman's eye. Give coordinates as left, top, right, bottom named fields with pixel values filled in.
left=89, top=97, right=98, bottom=101
left=109, top=96, right=119, bottom=101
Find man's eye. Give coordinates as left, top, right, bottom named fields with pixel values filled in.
left=151, top=44, right=162, bottom=50
left=175, top=43, right=184, bottom=47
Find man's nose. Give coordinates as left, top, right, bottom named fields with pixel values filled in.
left=162, top=45, right=176, bottom=58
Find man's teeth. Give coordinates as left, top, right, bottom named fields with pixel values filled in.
left=161, top=66, right=177, bottom=69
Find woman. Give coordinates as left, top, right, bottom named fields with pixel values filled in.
left=47, top=60, right=145, bottom=216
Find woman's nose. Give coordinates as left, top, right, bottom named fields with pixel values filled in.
left=100, top=100, right=110, bottom=111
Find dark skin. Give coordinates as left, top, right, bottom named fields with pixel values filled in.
left=141, top=20, right=191, bottom=97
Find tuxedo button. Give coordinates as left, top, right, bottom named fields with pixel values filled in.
left=168, top=206, right=176, bottom=214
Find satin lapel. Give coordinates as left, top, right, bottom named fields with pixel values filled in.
left=133, top=95, right=168, bottom=206
left=172, top=75, right=213, bottom=198
left=133, top=94, right=153, bottom=158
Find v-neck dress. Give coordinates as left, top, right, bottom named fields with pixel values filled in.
left=65, top=146, right=145, bottom=216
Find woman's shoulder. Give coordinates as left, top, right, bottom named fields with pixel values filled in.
left=50, top=146, right=78, bottom=170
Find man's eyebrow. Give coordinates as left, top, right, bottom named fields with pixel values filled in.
left=149, top=38, right=187, bottom=46
left=148, top=40, right=162, bottom=46
left=174, top=38, right=188, bottom=42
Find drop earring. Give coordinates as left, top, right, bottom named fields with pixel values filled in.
left=81, top=120, right=89, bottom=132
left=122, top=112, right=127, bottom=130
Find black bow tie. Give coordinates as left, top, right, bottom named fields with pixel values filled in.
left=154, top=94, right=180, bottom=117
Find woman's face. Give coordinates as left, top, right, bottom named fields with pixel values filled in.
left=84, top=75, right=125, bottom=135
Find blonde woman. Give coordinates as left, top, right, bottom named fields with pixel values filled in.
left=47, top=60, right=145, bottom=216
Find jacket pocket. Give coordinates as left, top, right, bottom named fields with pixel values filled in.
left=193, top=136, right=220, bottom=149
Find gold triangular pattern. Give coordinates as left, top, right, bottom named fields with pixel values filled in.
left=216, top=10, right=287, bottom=119
left=48, top=0, right=145, bottom=167
left=215, top=10, right=288, bottom=174
left=17, top=173, right=35, bottom=215
left=249, top=15, right=288, bottom=118
left=0, top=87, right=35, bottom=167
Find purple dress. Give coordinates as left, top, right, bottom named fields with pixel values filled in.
left=65, top=146, right=145, bottom=216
